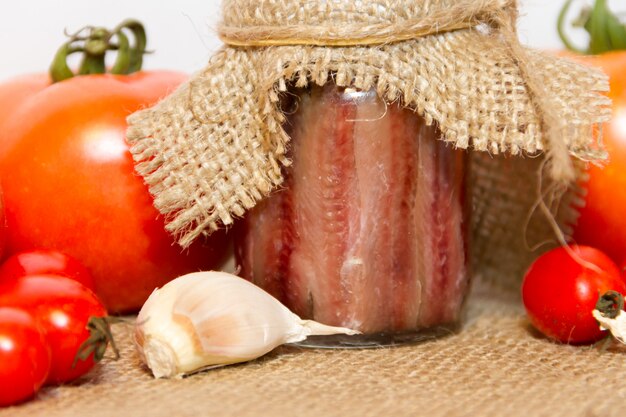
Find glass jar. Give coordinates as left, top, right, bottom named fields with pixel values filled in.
left=234, top=83, right=471, bottom=347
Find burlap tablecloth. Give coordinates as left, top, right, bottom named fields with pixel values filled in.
left=4, top=280, right=624, bottom=417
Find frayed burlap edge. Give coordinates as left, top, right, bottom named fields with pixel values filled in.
left=127, top=28, right=609, bottom=250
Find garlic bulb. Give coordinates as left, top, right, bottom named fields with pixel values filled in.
left=134, top=271, right=359, bottom=378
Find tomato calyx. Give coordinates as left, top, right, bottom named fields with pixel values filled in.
left=50, top=19, right=149, bottom=83
left=558, top=0, right=626, bottom=55
left=595, top=291, right=625, bottom=319
left=73, top=316, right=121, bottom=368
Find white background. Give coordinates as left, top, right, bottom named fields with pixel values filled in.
left=0, top=1, right=613, bottom=81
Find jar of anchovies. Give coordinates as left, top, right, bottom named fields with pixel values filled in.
left=234, top=84, right=470, bottom=346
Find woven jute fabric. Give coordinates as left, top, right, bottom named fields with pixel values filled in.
left=6, top=284, right=626, bottom=417
left=127, top=1, right=610, bottom=290
left=469, top=152, right=588, bottom=291
left=218, top=0, right=516, bottom=46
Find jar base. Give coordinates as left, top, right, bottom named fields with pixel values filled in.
left=292, top=322, right=460, bottom=349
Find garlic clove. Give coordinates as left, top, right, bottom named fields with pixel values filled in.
left=134, top=271, right=359, bottom=378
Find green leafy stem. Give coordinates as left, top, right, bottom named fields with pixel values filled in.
left=559, top=0, right=626, bottom=54
left=50, top=19, right=149, bottom=83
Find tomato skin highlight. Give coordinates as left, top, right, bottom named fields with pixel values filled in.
left=0, top=72, right=230, bottom=313
left=522, top=245, right=626, bottom=344
left=0, top=249, right=94, bottom=290
left=0, top=275, right=107, bottom=384
left=0, top=307, right=51, bottom=407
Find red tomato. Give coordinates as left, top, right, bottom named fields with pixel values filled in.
left=0, top=249, right=94, bottom=289
left=569, top=52, right=626, bottom=265
left=0, top=74, right=49, bottom=156
left=522, top=245, right=626, bottom=344
left=0, top=307, right=51, bottom=406
left=0, top=275, right=108, bottom=383
left=0, top=71, right=229, bottom=313
left=556, top=2, right=626, bottom=265
left=0, top=187, right=7, bottom=263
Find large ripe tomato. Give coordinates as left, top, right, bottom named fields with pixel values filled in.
left=0, top=275, right=108, bottom=384
left=0, top=74, right=49, bottom=156
left=0, top=71, right=229, bottom=313
left=0, top=249, right=95, bottom=290
left=522, top=245, right=626, bottom=344
left=557, top=2, right=626, bottom=265
left=0, top=307, right=51, bottom=406
left=571, top=52, right=626, bottom=264
left=0, top=187, right=7, bottom=263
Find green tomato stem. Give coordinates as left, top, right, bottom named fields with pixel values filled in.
left=558, top=0, right=586, bottom=54
left=559, top=0, right=626, bottom=55
left=116, top=19, right=148, bottom=74
left=72, top=316, right=121, bottom=368
left=49, top=19, right=149, bottom=83
left=596, top=291, right=625, bottom=320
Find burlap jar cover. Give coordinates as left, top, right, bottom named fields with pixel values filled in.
left=127, top=0, right=610, bottom=289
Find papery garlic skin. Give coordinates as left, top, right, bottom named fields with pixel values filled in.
left=593, top=309, right=626, bottom=344
left=135, top=271, right=359, bottom=378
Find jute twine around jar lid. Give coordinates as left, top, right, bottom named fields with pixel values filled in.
left=127, top=0, right=611, bottom=286
left=219, top=0, right=514, bottom=47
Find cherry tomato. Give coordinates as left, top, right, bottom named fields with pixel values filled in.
left=0, top=307, right=51, bottom=406
left=522, top=245, right=626, bottom=344
left=0, top=275, right=107, bottom=383
left=0, top=249, right=94, bottom=289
